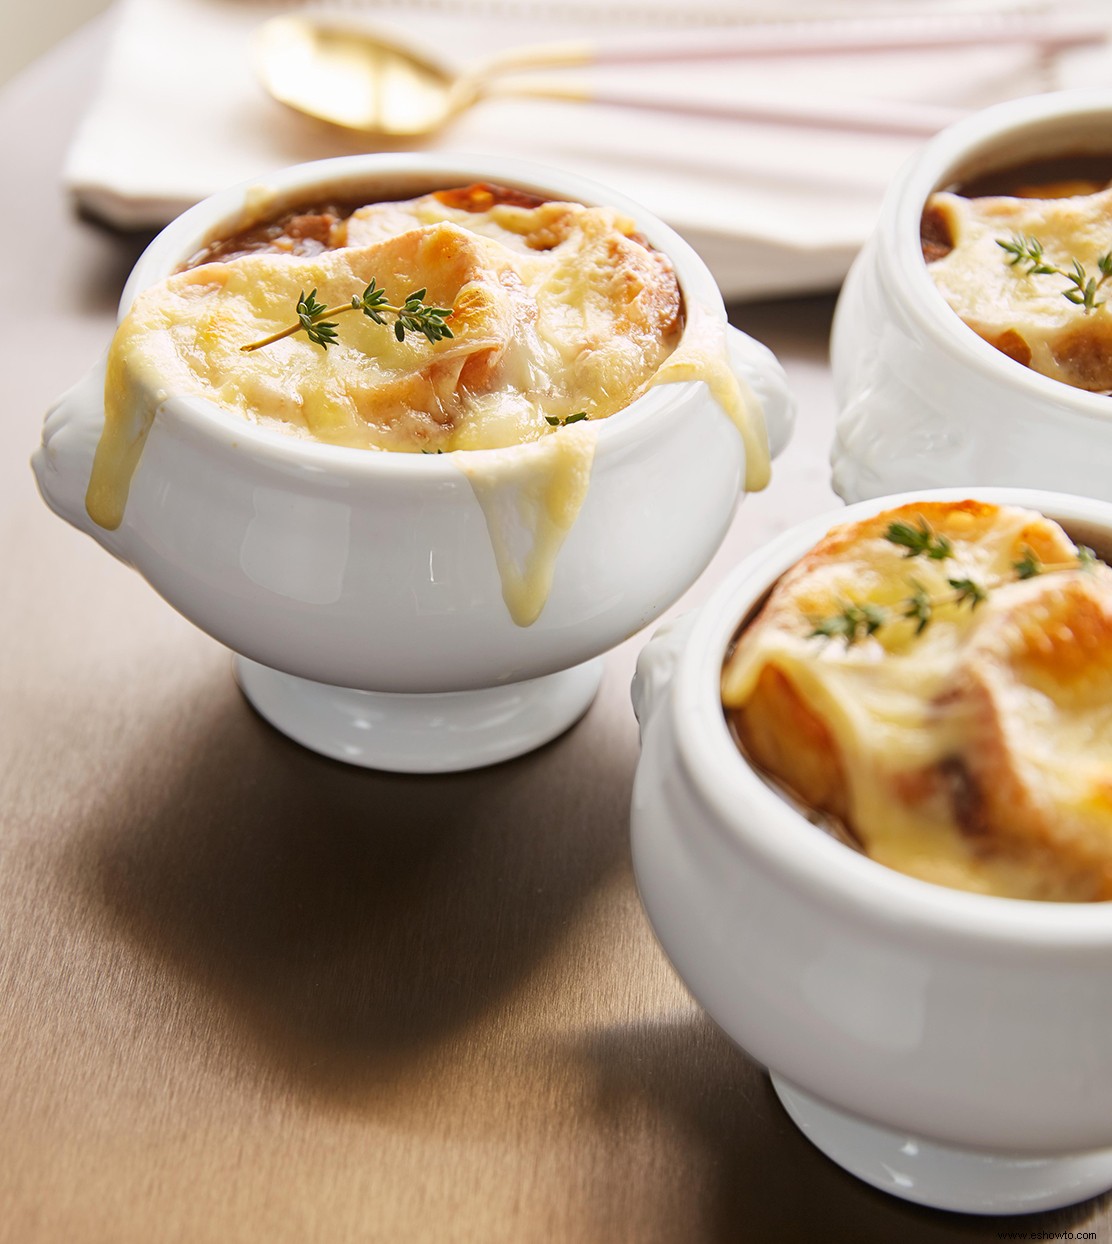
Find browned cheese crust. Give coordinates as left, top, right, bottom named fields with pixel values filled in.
left=722, top=500, right=1112, bottom=900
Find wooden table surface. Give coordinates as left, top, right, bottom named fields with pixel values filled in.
left=3, top=18, right=1110, bottom=1244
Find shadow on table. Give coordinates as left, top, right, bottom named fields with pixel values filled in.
left=71, top=213, right=159, bottom=315
left=78, top=671, right=634, bottom=1103
left=727, top=291, right=837, bottom=356
left=577, top=1014, right=1109, bottom=1244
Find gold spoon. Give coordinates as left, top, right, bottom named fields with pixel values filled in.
left=252, top=16, right=597, bottom=139
left=252, top=12, right=1108, bottom=141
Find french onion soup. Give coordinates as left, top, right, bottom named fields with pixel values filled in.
left=722, top=500, right=1112, bottom=901
left=921, top=156, right=1112, bottom=394
left=87, top=182, right=770, bottom=626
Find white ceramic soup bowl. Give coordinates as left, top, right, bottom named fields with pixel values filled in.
left=832, top=90, right=1112, bottom=505
left=34, top=154, right=793, bottom=773
left=631, top=486, right=1112, bottom=1216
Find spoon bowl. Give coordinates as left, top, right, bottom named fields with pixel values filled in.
left=253, top=16, right=466, bottom=136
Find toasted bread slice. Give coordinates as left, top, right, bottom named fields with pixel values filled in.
left=722, top=501, right=1112, bottom=899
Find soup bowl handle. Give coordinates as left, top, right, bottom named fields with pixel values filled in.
left=726, top=324, right=795, bottom=460
left=631, top=611, right=698, bottom=738
left=31, top=353, right=131, bottom=564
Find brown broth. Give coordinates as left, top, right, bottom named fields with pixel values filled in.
left=179, top=183, right=555, bottom=271
left=948, top=153, right=1112, bottom=200
left=920, top=153, right=1112, bottom=263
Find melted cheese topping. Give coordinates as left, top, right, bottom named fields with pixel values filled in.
left=722, top=501, right=1112, bottom=900
left=87, top=191, right=771, bottom=626
left=649, top=301, right=769, bottom=492
left=926, top=188, right=1112, bottom=391
left=455, top=424, right=596, bottom=627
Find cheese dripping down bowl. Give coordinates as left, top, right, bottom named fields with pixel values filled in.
left=832, top=90, right=1112, bottom=505
left=33, top=154, right=794, bottom=773
left=630, top=487, right=1112, bottom=1216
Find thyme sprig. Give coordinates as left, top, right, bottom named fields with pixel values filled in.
left=885, top=517, right=953, bottom=561
left=808, top=518, right=1094, bottom=646
left=811, top=578, right=986, bottom=645
left=997, top=234, right=1112, bottom=315
left=809, top=602, right=887, bottom=645
left=241, top=281, right=454, bottom=353
left=1014, top=544, right=1097, bottom=579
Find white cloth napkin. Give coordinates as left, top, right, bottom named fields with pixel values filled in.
left=65, top=0, right=1112, bottom=298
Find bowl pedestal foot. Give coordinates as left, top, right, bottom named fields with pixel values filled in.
left=234, top=654, right=603, bottom=773
left=771, top=1074, right=1112, bottom=1215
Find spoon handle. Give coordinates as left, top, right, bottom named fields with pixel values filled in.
left=591, top=90, right=965, bottom=137
left=487, top=78, right=965, bottom=137
left=482, top=11, right=1106, bottom=75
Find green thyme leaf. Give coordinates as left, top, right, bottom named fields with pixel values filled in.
left=809, top=601, right=887, bottom=646
left=997, top=234, right=1047, bottom=274
left=305, top=319, right=339, bottom=348
left=948, top=577, right=988, bottom=609
left=1013, top=547, right=1042, bottom=579
left=885, top=517, right=953, bottom=561
left=902, top=583, right=933, bottom=634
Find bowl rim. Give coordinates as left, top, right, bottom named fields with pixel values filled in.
left=671, top=485, right=1112, bottom=948
left=880, top=88, right=1112, bottom=426
left=117, top=152, right=727, bottom=478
